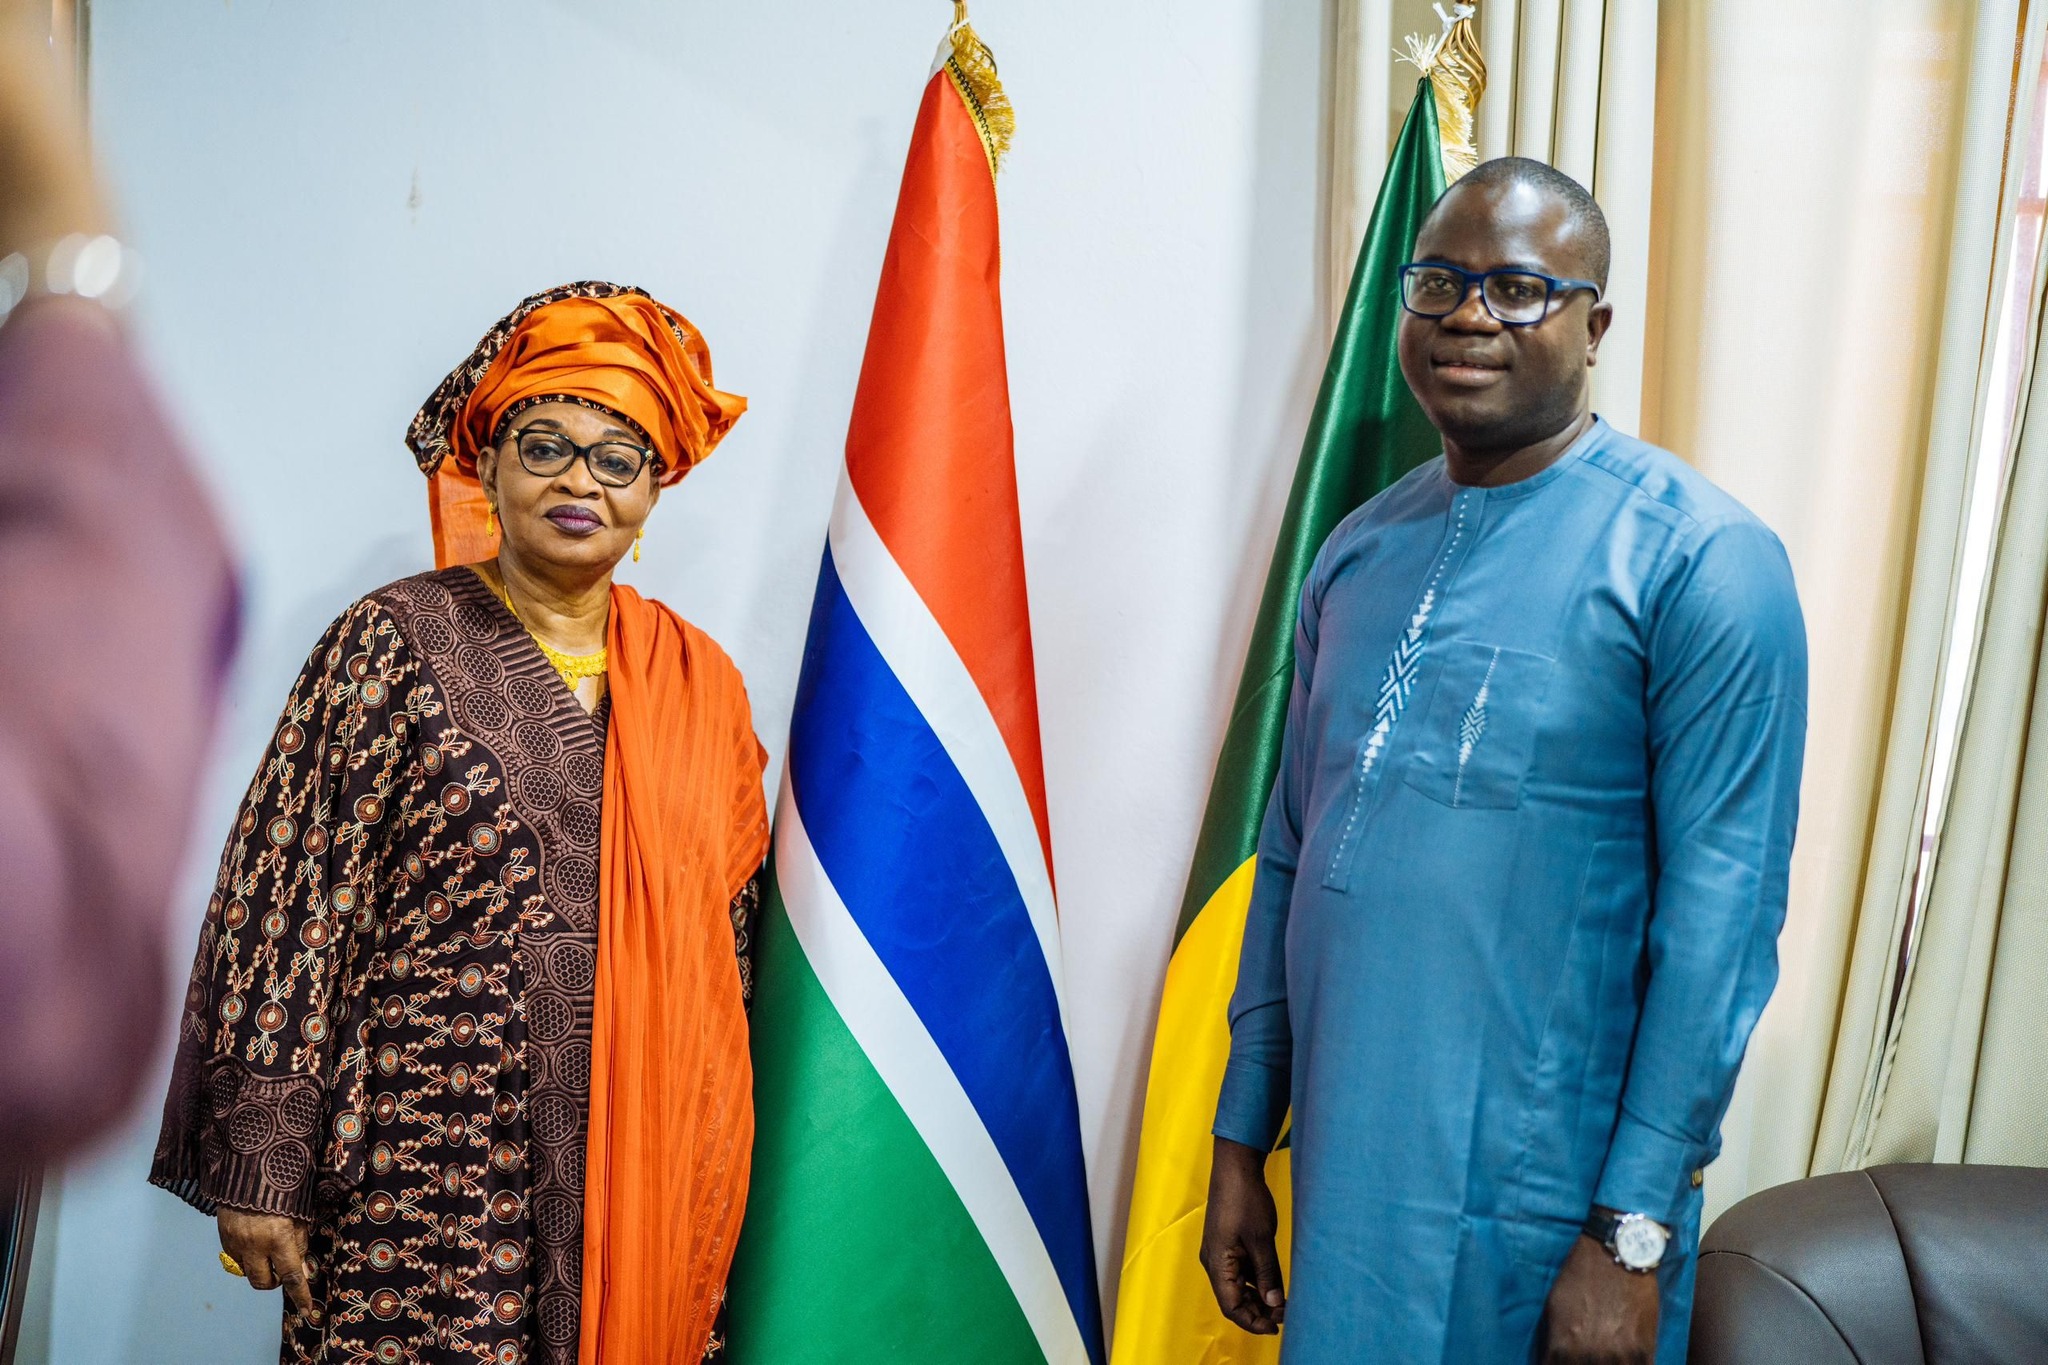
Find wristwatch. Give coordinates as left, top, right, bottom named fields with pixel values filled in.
left=1583, top=1207, right=1669, bottom=1273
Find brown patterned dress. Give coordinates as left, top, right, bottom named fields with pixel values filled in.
left=151, top=567, right=758, bottom=1365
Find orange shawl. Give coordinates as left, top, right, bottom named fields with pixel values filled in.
left=582, top=584, right=769, bottom=1364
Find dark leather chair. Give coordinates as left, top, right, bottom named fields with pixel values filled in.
left=1690, top=1163, right=2048, bottom=1363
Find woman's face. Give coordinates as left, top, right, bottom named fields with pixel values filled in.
left=476, top=401, right=662, bottom=578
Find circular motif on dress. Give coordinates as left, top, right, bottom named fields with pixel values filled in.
left=389, top=950, right=411, bottom=980
left=369, top=1143, right=394, bottom=1176
left=369, top=1287, right=403, bottom=1320
left=492, top=1141, right=522, bottom=1174
left=333, top=1110, right=365, bottom=1142
left=512, top=720, right=560, bottom=764
left=470, top=824, right=502, bottom=856
left=550, top=941, right=596, bottom=993
left=354, top=795, right=384, bottom=824
left=548, top=856, right=598, bottom=907
left=227, top=1102, right=273, bottom=1153
left=426, top=894, right=453, bottom=924
left=327, top=744, right=346, bottom=771
left=255, top=1001, right=287, bottom=1033
left=460, top=690, right=510, bottom=733
left=454, top=600, right=497, bottom=641
left=333, top=885, right=358, bottom=914
left=412, top=612, right=454, bottom=654
left=507, top=675, right=554, bottom=718
left=223, top=900, right=249, bottom=930
left=538, top=1290, right=579, bottom=1345
left=366, top=1190, right=397, bottom=1223
left=457, top=643, right=503, bottom=685
left=324, top=643, right=343, bottom=671
left=302, top=825, right=329, bottom=856
left=300, top=1012, right=329, bottom=1045
left=372, top=1337, right=405, bottom=1365
left=554, top=1140, right=585, bottom=1193
left=276, top=722, right=305, bottom=755
left=442, top=783, right=471, bottom=815
left=263, top=1140, right=309, bottom=1190
left=442, top=1162, right=464, bottom=1196
left=495, top=1341, right=524, bottom=1365
left=457, top=964, right=487, bottom=997
left=376, top=1044, right=401, bottom=1076
left=438, top=1214, right=461, bottom=1247
left=373, top=1092, right=399, bottom=1124
left=489, top=1238, right=525, bottom=1274
left=265, top=815, right=296, bottom=848
left=299, top=918, right=331, bottom=950
left=219, top=993, right=245, bottom=1025
left=530, top=1092, right=578, bottom=1145
left=490, top=1190, right=523, bottom=1224
left=450, top=1014, right=479, bottom=1046
left=493, top=1291, right=524, bottom=1326
left=562, top=801, right=600, bottom=846
left=381, top=995, right=406, bottom=1028
left=422, top=743, right=445, bottom=775
left=437, top=1266, right=458, bottom=1297
left=260, top=909, right=288, bottom=940
left=278, top=1085, right=321, bottom=1137
left=348, top=655, right=372, bottom=682
left=360, top=679, right=389, bottom=707
left=403, top=852, right=425, bottom=881
left=515, top=767, right=564, bottom=814
left=450, top=1062, right=471, bottom=1094
left=526, top=991, right=573, bottom=1043
left=495, top=1092, right=519, bottom=1124
left=366, top=1239, right=399, bottom=1272
left=565, top=751, right=603, bottom=796
left=556, top=1041, right=592, bottom=1093
left=532, top=1189, right=579, bottom=1243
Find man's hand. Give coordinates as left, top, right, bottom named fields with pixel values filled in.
left=1543, top=1233, right=1658, bottom=1364
left=218, top=1209, right=321, bottom=1327
left=1199, top=1137, right=1285, bottom=1335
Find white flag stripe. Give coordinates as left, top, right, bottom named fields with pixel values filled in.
left=826, top=479, right=1070, bottom=1021
left=774, top=781, right=1092, bottom=1365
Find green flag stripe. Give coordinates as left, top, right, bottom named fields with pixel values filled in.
left=1175, top=80, right=1450, bottom=942
left=729, top=878, right=1044, bottom=1363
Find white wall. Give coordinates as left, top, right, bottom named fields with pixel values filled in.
left=24, top=2, right=1325, bottom=1360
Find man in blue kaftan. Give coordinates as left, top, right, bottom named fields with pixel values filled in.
left=1201, top=159, right=1807, bottom=1365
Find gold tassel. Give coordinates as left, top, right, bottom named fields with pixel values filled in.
left=1398, top=3, right=1488, bottom=184
left=948, top=0, right=1014, bottom=175
left=633, top=527, right=643, bottom=562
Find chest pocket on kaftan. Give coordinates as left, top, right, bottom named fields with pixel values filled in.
left=1403, top=641, right=1554, bottom=809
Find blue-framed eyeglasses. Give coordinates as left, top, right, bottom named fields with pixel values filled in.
left=1398, top=262, right=1602, bottom=327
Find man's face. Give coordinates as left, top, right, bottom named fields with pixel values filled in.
left=1397, top=179, right=1612, bottom=453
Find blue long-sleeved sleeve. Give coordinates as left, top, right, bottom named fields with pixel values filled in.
left=1213, top=569, right=1325, bottom=1151
left=1593, top=517, right=1808, bottom=1223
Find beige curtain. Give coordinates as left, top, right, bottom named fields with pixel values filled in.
left=1325, top=0, right=1659, bottom=434
left=1850, top=110, right=2048, bottom=1168
left=1645, top=0, right=2037, bottom=1219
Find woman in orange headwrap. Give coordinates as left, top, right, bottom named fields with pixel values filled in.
left=151, top=282, right=768, bottom=1365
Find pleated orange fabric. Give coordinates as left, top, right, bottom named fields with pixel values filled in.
left=580, top=584, right=769, bottom=1365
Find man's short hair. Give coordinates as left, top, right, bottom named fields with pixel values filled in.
left=1430, top=157, right=1612, bottom=292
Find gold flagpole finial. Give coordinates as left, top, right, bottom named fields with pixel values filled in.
left=945, top=0, right=1015, bottom=173
left=1398, top=2, right=1487, bottom=183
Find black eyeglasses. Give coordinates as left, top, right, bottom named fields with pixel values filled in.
left=503, top=426, right=663, bottom=488
left=1398, top=263, right=1602, bottom=327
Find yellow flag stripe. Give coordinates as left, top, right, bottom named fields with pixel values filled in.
left=1111, top=858, right=1293, bottom=1364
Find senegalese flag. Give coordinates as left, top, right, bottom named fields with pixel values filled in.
left=726, top=10, right=1105, bottom=1365
left=1108, top=77, right=1450, bottom=1364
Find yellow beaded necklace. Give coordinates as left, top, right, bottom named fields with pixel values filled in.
left=493, top=580, right=607, bottom=692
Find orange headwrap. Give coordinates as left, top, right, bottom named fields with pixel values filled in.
left=407, top=282, right=747, bottom=567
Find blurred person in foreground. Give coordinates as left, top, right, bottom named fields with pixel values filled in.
left=0, top=6, right=237, bottom=1171
left=1200, top=159, right=1808, bottom=1364
left=149, top=284, right=769, bottom=1365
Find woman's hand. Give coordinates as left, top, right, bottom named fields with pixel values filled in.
left=217, top=1209, right=321, bottom=1326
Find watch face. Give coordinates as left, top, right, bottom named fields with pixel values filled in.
left=1614, top=1216, right=1669, bottom=1271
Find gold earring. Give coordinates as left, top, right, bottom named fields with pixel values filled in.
left=486, top=504, right=498, bottom=538
left=633, top=527, right=644, bottom=563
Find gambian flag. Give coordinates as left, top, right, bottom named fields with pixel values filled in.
left=726, top=13, right=1105, bottom=1365
left=1108, top=78, right=1449, bottom=1364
